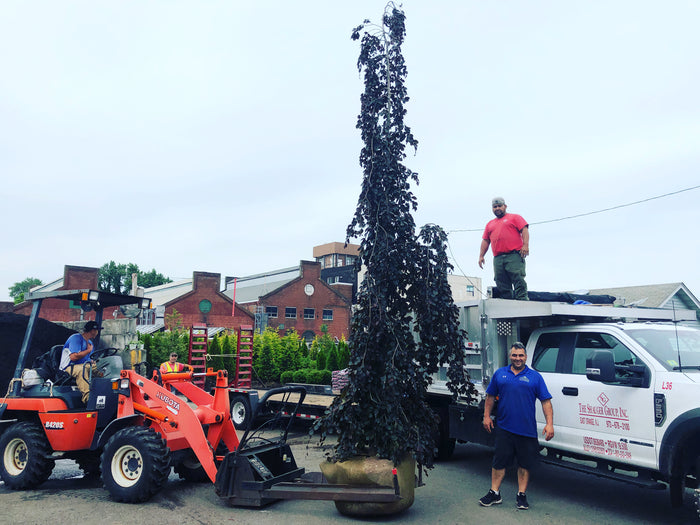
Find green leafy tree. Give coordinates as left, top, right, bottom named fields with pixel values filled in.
left=221, top=333, right=237, bottom=379
left=9, top=277, right=43, bottom=304
left=326, top=347, right=340, bottom=371
left=141, top=330, right=188, bottom=371
left=99, top=261, right=171, bottom=294
left=316, top=5, right=472, bottom=469
left=253, top=328, right=281, bottom=383
left=208, top=335, right=223, bottom=372
left=165, top=309, right=183, bottom=331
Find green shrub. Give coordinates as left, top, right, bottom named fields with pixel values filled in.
left=293, top=369, right=307, bottom=383
left=316, top=349, right=327, bottom=370
left=280, top=371, right=295, bottom=384
left=306, top=369, right=324, bottom=385
left=320, top=369, right=332, bottom=385
left=326, top=347, right=339, bottom=371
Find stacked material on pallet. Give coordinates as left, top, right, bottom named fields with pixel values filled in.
left=331, top=368, right=350, bottom=391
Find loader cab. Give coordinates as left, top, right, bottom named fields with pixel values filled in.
left=4, top=289, right=151, bottom=405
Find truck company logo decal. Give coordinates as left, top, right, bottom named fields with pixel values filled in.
left=156, top=392, right=180, bottom=414
left=44, top=421, right=64, bottom=429
left=578, top=392, right=630, bottom=431
left=583, top=436, right=632, bottom=459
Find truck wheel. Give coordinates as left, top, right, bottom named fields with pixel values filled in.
left=434, top=406, right=456, bottom=461
left=230, top=395, right=252, bottom=430
left=0, top=421, right=55, bottom=490
left=670, top=475, right=686, bottom=508
left=101, top=426, right=170, bottom=502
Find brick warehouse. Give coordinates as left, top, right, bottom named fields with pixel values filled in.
left=233, top=261, right=352, bottom=342
left=13, top=265, right=122, bottom=323
left=158, top=271, right=255, bottom=330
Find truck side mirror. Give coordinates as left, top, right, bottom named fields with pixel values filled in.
left=586, top=350, right=615, bottom=382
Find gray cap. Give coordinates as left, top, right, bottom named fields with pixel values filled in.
left=492, top=197, right=506, bottom=206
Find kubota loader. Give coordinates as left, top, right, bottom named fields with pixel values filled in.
left=0, top=289, right=404, bottom=507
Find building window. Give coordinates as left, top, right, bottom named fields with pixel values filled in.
left=323, top=309, right=333, bottom=321
left=304, top=308, right=315, bottom=319
left=266, top=306, right=278, bottom=318
left=285, top=307, right=297, bottom=319
left=466, top=285, right=475, bottom=296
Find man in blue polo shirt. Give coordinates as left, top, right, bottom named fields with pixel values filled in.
left=479, top=342, right=554, bottom=510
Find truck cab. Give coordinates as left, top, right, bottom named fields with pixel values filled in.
left=429, top=297, right=700, bottom=512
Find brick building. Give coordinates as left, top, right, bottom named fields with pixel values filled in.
left=14, top=265, right=113, bottom=323
left=142, top=271, right=254, bottom=333
left=225, top=261, right=352, bottom=343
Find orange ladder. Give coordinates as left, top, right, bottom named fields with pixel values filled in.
left=234, top=325, right=254, bottom=388
left=188, top=324, right=208, bottom=388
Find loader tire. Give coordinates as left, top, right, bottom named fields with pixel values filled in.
left=75, top=451, right=102, bottom=479
left=174, top=442, right=229, bottom=482
left=230, top=394, right=252, bottom=430
left=0, top=421, right=55, bottom=490
left=101, top=426, right=170, bottom=502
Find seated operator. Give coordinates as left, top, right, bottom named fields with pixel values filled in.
left=60, top=320, right=100, bottom=404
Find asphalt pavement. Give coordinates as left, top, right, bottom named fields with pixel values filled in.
left=1, top=432, right=698, bottom=524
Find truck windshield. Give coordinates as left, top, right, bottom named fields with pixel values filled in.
left=626, top=327, right=700, bottom=371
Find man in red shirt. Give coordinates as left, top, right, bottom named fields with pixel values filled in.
left=478, top=197, right=530, bottom=300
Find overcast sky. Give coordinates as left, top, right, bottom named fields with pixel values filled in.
left=1, top=1, right=699, bottom=303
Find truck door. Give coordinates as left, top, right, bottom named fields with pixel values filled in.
left=534, top=330, right=657, bottom=469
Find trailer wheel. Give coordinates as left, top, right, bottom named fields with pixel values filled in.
left=0, top=421, right=55, bottom=490
left=101, top=426, right=170, bottom=502
left=231, top=395, right=252, bottom=430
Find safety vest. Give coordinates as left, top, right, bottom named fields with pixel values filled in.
left=161, top=361, right=183, bottom=373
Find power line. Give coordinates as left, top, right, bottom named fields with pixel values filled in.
left=448, top=184, right=700, bottom=233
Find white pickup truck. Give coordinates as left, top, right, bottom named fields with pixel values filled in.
left=427, top=297, right=700, bottom=515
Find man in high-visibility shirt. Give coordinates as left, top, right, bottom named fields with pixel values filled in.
left=160, top=352, right=186, bottom=374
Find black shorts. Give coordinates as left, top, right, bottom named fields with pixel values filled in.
left=492, top=427, right=540, bottom=471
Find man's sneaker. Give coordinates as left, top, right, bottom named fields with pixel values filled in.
left=516, top=492, right=529, bottom=510
left=479, top=489, right=502, bottom=507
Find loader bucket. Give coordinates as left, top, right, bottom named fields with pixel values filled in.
left=215, top=441, right=304, bottom=507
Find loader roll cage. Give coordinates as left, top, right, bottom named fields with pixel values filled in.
left=8, top=289, right=151, bottom=399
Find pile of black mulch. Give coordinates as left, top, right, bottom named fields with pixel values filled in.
left=0, top=313, right=76, bottom=393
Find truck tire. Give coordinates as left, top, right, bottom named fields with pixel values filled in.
left=434, top=406, right=456, bottom=461
left=0, top=421, right=55, bottom=490
left=230, top=394, right=252, bottom=430
left=101, top=426, right=170, bottom=502
left=670, top=475, right=685, bottom=508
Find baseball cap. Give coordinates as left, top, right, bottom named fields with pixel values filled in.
left=84, top=321, right=102, bottom=332
left=492, top=197, right=506, bottom=206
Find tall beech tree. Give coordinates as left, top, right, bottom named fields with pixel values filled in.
left=316, top=4, right=474, bottom=469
